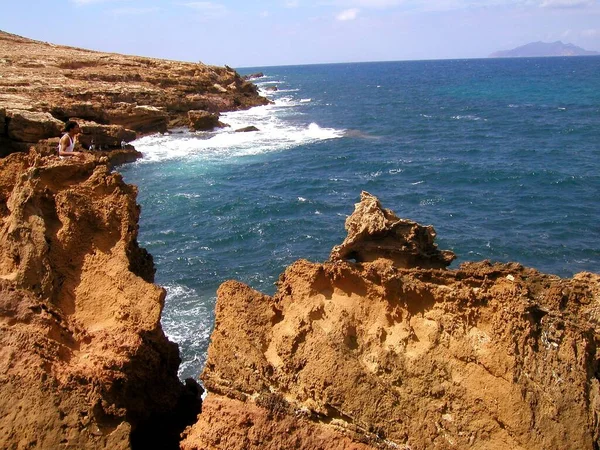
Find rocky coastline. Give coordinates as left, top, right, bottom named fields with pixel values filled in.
left=0, top=30, right=264, bottom=449
left=182, top=193, right=600, bottom=449
left=1, top=32, right=600, bottom=450
left=0, top=30, right=268, bottom=157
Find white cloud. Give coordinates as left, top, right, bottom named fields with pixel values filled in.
left=328, top=0, right=402, bottom=8
left=285, top=0, right=300, bottom=7
left=336, top=8, right=360, bottom=19
left=539, top=0, right=595, bottom=8
left=327, top=0, right=529, bottom=12
left=260, top=10, right=270, bottom=17
left=71, top=0, right=131, bottom=5
left=582, top=28, right=600, bottom=36
left=181, top=2, right=228, bottom=17
left=111, top=7, right=161, bottom=15
left=349, top=0, right=402, bottom=6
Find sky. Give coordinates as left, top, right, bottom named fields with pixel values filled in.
left=1, top=0, right=599, bottom=67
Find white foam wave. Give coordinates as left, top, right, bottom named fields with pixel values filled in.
left=133, top=102, right=344, bottom=163
left=164, top=283, right=196, bottom=300
left=160, top=283, right=214, bottom=377
left=255, top=80, right=285, bottom=86
left=451, top=115, right=486, bottom=121
left=174, top=193, right=202, bottom=199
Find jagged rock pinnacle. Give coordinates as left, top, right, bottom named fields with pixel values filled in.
left=330, top=191, right=456, bottom=268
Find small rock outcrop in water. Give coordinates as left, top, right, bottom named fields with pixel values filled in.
left=242, top=72, right=264, bottom=80
left=0, top=30, right=269, bottom=155
left=0, top=148, right=200, bottom=449
left=330, top=191, right=456, bottom=268
left=235, top=125, right=259, bottom=132
left=182, top=192, right=600, bottom=450
left=188, top=110, right=223, bottom=131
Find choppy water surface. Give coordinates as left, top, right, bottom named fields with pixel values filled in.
left=119, top=57, right=600, bottom=379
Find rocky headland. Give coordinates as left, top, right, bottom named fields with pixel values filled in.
left=0, top=30, right=263, bottom=449
left=0, top=30, right=268, bottom=156
left=1, top=32, right=600, bottom=450
left=489, top=41, right=599, bottom=58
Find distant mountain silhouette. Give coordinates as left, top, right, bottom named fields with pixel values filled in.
left=489, top=41, right=599, bottom=58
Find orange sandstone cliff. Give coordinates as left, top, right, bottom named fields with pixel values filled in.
left=0, top=30, right=267, bottom=449
left=182, top=192, right=600, bottom=450
left=0, top=149, right=200, bottom=449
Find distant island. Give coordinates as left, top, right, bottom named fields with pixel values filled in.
left=489, top=41, right=599, bottom=58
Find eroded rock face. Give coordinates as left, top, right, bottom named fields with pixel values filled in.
left=0, top=149, right=198, bottom=449
left=6, top=110, right=64, bottom=142
left=188, top=110, right=222, bottom=132
left=75, top=120, right=137, bottom=149
left=183, top=194, right=600, bottom=450
left=0, top=108, right=6, bottom=132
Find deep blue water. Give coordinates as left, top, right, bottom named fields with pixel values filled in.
left=119, top=57, right=600, bottom=379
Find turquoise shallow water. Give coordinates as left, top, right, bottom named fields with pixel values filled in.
left=119, top=57, right=600, bottom=379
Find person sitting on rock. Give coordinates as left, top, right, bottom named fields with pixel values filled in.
left=58, top=121, right=84, bottom=158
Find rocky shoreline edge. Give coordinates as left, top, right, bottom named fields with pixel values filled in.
left=1, top=31, right=600, bottom=450
left=0, top=30, right=269, bottom=158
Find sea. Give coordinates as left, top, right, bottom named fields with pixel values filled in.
left=118, top=57, right=600, bottom=380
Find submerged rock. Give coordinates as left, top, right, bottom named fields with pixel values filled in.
left=182, top=193, right=600, bottom=450
left=235, top=126, right=259, bottom=132
left=243, top=72, right=264, bottom=80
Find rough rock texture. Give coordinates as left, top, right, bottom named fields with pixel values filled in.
left=0, top=149, right=199, bottom=449
left=6, top=110, right=64, bottom=143
left=235, top=126, right=260, bottom=132
left=188, top=110, right=222, bottom=132
left=75, top=120, right=137, bottom=150
left=331, top=191, right=456, bottom=268
left=182, top=193, right=600, bottom=450
left=0, top=30, right=269, bottom=154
